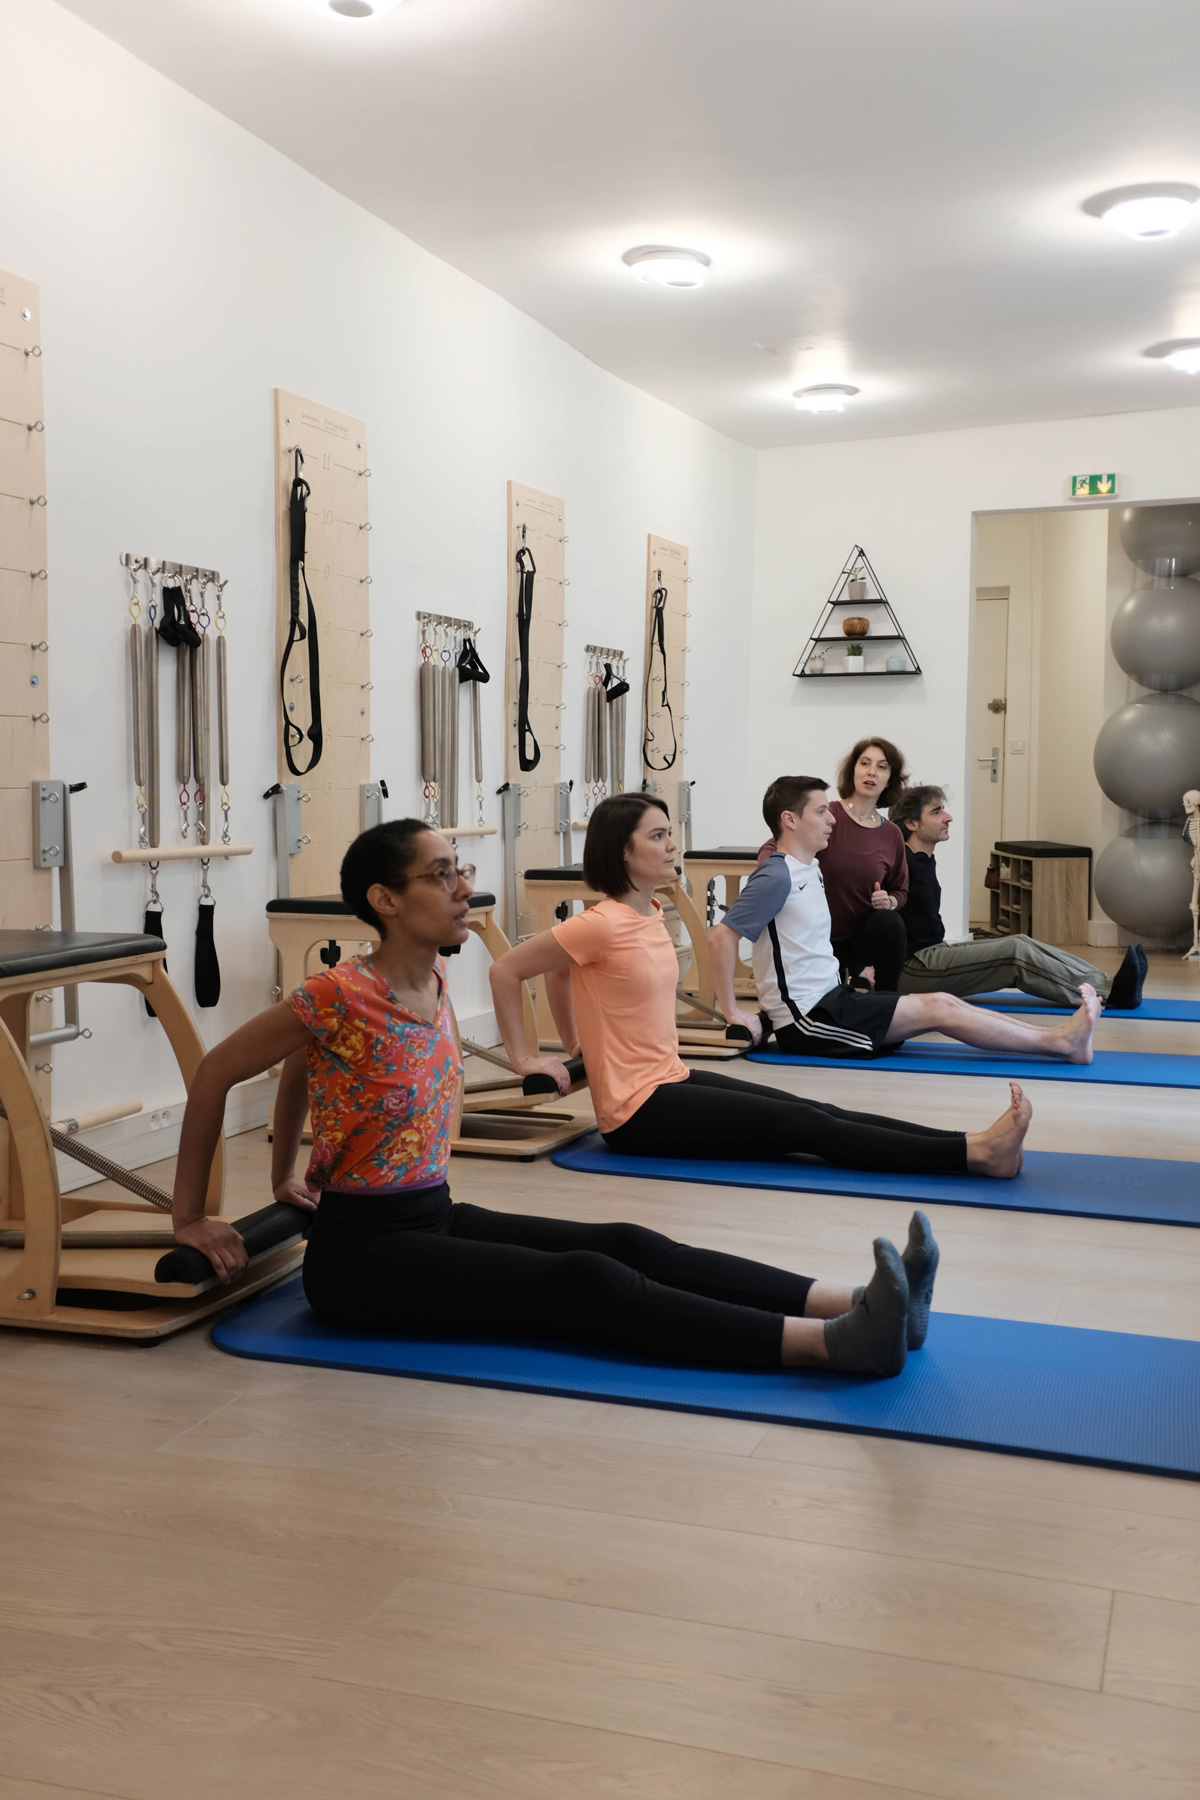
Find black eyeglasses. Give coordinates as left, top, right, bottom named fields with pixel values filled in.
left=410, top=862, right=476, bottom=894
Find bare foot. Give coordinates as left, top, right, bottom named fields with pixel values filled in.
left=965, top=1080, right=1032, bottom=1178
left=1054, top=984, right=1101, bottom=1063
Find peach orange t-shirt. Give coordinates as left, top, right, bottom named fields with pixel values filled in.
left=552, top=897, right=688, bottom=1134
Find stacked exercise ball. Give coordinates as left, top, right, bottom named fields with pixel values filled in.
left=1093, top=505, right=1200, bottom=938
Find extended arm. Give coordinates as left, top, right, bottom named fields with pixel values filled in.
left=172, top=1003, right=312, bottom=1279
left=270, top=1047, right=321, bottom=1208
left=489, top=929, right=577, bottom=1090
left=709, top=921, right=764, bottom=1044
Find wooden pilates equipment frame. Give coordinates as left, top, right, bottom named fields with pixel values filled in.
left=265, top=895, right=593, bottom=1160
left=0, top=267, right=55, bottom=1096
left=0, top=944, right=303, bottom=1339
left=273, top=390, right=372, bottom=898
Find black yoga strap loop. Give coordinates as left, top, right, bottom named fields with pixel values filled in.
left=156, top=584, right=200, bottom=650
left=142, top=904, right=164, bottom=1019
left=280, top=447, right=324, bottom=777
left=603, top=659, right=630, bottom=702
left=456, top=635, right=490, bottom=684
left=194, top=898, right=221, bottom=1009
left=643, top=579, right=678, bottom=771
left=514, top=543, right=541, bottom=772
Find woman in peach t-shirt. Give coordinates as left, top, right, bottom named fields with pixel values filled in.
left=488, top=794, right=991, bottom=1376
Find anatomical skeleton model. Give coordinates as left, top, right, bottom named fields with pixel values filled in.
left=1185, top=789, right=1200, bottom=964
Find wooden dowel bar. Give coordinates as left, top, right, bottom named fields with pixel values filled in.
left=110, top=844, right=253, bottom=864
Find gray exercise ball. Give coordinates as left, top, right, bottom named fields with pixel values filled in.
left=1093, top=691, right=1200, bottom=815
left=1094, top=823, right=1196, bottom=939
left=1110, top=577, right=1200, bottom=691
left=1118, top=504, right=1200, bottom=577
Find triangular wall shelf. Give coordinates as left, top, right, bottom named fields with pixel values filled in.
left=793, top=545, right=922, bottom=680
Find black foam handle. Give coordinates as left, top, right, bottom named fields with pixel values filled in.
left=154, top=1202, right=305, bottom=1285
left=522, top=1054, right=586, bottom=1097
left=725, top=1024, right=754, bottom=1043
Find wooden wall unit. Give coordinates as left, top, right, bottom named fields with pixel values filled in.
left=0, top=267, right=53, bottom=1147
left=504, top=481, right=566, bottom=939
left=642, top=533, right=688, bottom=830
left=274, top=391, right=371, bottom=897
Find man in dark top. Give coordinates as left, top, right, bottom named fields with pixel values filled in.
left=893, top=786, right=1146, bottom=1010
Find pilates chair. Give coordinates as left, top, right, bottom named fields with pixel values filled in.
left=0, top=929, right=305, bottom=1340
left=520, top=866, right=744, bottom=1058
left=265, top=891, right=594, bottom=1159
left=679, top=848, right=762, bottom=1020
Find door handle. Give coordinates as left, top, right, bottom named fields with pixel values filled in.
left=974, top=747, right=1000, bottom=783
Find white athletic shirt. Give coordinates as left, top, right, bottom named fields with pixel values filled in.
left=723, top=850, right=842, bottom=1028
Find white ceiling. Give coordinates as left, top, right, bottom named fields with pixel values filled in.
left=57, top=0, right=1200, bottom=447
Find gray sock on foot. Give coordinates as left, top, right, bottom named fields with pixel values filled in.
left=901, top=1210, right=939, bottom=1350
left=824, top=1239, right=908, bottom=1377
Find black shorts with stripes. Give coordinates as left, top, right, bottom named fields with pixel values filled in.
left=773, top=984, right=899, bottom=1059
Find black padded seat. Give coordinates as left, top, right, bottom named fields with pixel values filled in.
left=266, top=892, right=496, bottom=914
left=524, top=866, right=585, bottom=881
left=684, top=848, right=760, bottom=860
left=0, top=930, right=165, bottom=982
left=994, top=840, right=1093, bottom=860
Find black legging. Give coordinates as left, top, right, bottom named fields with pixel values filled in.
left=605, top=1069, right=966, bottom=1175
left=302, top=1187, right=813, bottom=1368
left=832, top=907, right=907, bottom=991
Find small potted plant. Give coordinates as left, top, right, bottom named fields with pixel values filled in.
left=845, top=642, right=865, bottom=673
left=847, top=559, right=869, bottom=601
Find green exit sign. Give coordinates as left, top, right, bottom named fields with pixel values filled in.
left=1071, top=472, right=1118, bottom=499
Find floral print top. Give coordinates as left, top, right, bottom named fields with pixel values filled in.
left=287, top=956, right=462, bottom=1191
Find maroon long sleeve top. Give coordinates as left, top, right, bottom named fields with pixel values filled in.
left=816, top=801, right=909, bottom=936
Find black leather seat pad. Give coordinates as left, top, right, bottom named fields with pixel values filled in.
left=0, top=930, right=165, bottom=982
left=266, top=892, right=496, bottom=915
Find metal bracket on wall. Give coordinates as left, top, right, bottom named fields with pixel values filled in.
left=499, top=782, right=522, bottom=940
left=29, top=778, right=90, bottom=1048
left=265, top=782, right=306, bottom=899
left=555, top=781, right=573, bottom=864
left=360, top=780, right=387, bottom=833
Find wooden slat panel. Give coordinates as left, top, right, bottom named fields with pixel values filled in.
left=504, top=481, right=566, bottom=938
left=643, top=533, right=688, bottom=830
left=274, top=391, right=371, bottom=896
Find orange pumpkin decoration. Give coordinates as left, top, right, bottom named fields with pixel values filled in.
left=842, top=617, right=870, bottom=638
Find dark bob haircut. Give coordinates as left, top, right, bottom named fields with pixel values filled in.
left=582, top=793, right=670, bottom=898
left=761, top=776, right=829, bottom=841
left=340, top=817, right=436, bottom=932
left=890, top=784, right=947, bottom=836
left=837, top=736, right=908, bottom=810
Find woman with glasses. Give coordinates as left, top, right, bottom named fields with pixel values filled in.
left=169, top=817, right=941, bottom=1378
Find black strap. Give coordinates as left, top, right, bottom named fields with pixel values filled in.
left=155, top=584, right=200, bottom=649
left=515, top=543, right=540, bottom=772
left=142, top=904, right=164, bottom=1018
left=603, top=659, right=630, bottom=702
left=456, top=635, right=490, bottom=684
left=194, top=898, right=221, bottom=1008
left=643, top=579, right=677, bottom=770
left=280, top=448, right=323, bottom=777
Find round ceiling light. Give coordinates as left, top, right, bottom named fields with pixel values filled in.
left=1144, top=339, right=1200, bottom=374
left=793, top=384, right=859, bottom=414
left=621, top=246, right=711, bottom=289
left=314, top=0, right=404, bottom=19
left=1082, top=182, right=1200, bottom=240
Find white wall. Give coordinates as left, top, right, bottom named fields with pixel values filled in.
left=753, top=411, right=1200, bottom=935
left=0, top=0, right=755, bottom=1169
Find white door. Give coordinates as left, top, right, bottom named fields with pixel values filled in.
left=970, top=596, right=1009, bottom=923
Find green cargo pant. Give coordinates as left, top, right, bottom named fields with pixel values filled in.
left=898, top=935, right=1111, bottom=1008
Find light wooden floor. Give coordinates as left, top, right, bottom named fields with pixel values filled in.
left=1, top=949, right=1198, bottom=1799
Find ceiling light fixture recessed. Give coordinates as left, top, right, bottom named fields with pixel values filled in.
left=622, top=246, right=711, bottom=289
left=793, top=384, right=859, bottom=414
left=1082, top=182, right=1200, bottom=240
left=1144, top=339, right=1200, bottom=374
left=312, top=0, right=404, bottom=20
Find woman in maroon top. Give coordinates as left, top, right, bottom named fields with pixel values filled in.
left=819, top=736, right=910, bottom=990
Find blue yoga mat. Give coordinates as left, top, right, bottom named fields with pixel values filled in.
left=749, top=1045, right=1200, bottom=1086
left=551, top=1132, right=1200, bottom=1227
left=971, top=992, right=1200, bottom=1022
left=212, top=1277, right=1200, bottom=1480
